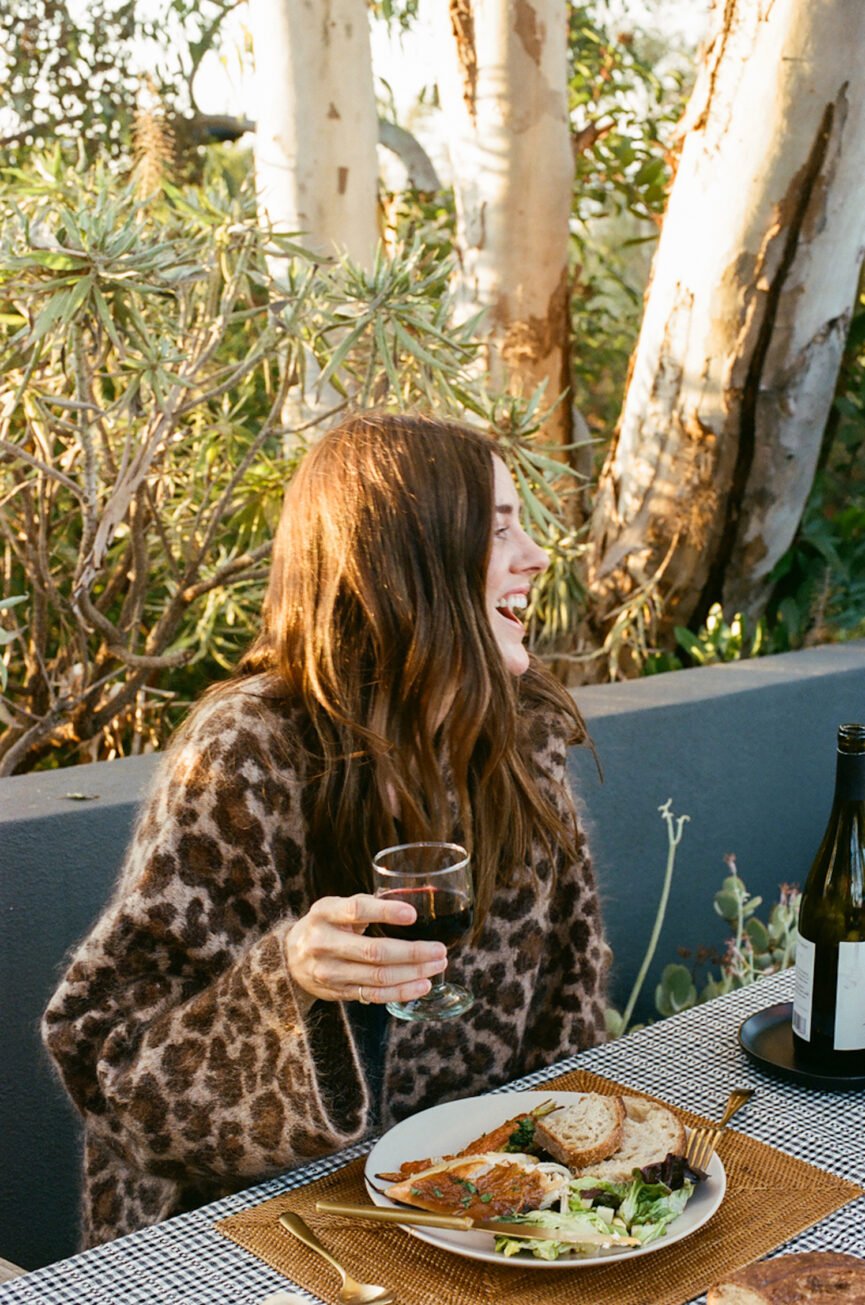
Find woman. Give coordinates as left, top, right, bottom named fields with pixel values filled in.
left=43, top=412, right=609, bottom=1247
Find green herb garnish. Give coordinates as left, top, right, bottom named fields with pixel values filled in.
left=505, top=1118, right=536, bottom=1152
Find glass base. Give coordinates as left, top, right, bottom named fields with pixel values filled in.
left=386, top=982, right=474, bottom=1022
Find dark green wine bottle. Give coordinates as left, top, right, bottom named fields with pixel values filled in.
left=791, top=723, right=865, bottom=1075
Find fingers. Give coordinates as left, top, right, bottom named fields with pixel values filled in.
left=307, top=895, right=446, bottom=965
left=339, top=928, right=447, bottom=970
left=313, top=892, right=416, bottom=930
left=302, top=942, right=448, bottom=1001
left=354, top=974, right=439, bottom=1006
left=285, top=895, right=449, bottom=1006
left=341, top=952, right=448, bottom=990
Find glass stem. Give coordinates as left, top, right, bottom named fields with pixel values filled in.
left=429, top=969, right=446, bottom=990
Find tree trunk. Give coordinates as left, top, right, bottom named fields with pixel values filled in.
left=588, top=0, right=865, bottom=651
left=247, top=0, right=379, bottom=267
left=434, top=0, right=574, bottom=451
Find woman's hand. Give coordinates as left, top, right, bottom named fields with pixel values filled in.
left=284, top=894, right=448, bottom=1005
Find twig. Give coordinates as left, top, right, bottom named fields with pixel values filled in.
left=179, top=545, right=272, bottom=604
left=0, top=438, right=83, bottom=498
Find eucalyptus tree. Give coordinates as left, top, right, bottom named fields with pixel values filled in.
left=246, top=0, right=380, bottom=268
left=588, top=0, right=865, bottom=669
left=431, top=0, right=575, bottom=453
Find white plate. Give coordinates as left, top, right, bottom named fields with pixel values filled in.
left=364, top=1090, right=726, bottom=1269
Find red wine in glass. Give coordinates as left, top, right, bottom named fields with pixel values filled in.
left=372, top=842, right=474, bottom=1021
left=379, top=887, right=474, bottom=947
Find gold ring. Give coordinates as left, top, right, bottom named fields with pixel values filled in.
left=357, top=984, right=371, bottom=1005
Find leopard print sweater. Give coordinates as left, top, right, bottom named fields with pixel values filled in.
left=42, top=678, right=609, bottom=1248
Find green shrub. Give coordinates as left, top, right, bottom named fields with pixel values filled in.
left=0, top=154, right=580, bottom=773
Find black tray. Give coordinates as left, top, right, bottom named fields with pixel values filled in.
left=739, top=1001, right=865, bottom=1091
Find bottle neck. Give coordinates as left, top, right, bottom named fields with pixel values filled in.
left=835, top=750, right=865, bottom=803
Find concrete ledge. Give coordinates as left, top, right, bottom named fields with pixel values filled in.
left=2, top=641, right=863, bottom=1269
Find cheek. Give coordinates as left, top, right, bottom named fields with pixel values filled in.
left=485, top=551, right=507, bottom=601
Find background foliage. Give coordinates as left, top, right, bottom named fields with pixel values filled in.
left=568, top=3, right=687, bottom=444
left=0, top=154, right=574, bottom=771
left=2, top=0, right=864, bottom=772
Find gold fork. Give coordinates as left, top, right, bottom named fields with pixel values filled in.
left=687, top=1087, right=754, bottom=1171
left=278, top=1212, right=395, bottom=1305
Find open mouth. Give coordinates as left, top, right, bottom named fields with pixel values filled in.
left=495, top=594, right=528, bottom=627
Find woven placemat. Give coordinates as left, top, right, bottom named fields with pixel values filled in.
left=216, top=1069, right=863, bottom=1305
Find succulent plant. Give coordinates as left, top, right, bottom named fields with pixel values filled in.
left=654, top=856, right=801, bottom=1017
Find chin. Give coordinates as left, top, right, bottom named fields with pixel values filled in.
left=489, top=610, right=531, bottom=676
left=501, top=645, right=530, bottom=676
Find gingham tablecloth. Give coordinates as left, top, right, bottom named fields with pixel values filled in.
left=3, top=969, right=863, bottom=1305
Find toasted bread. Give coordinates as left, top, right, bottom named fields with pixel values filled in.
left=707, top=1251, right=865, bottom=1303
left=575, top=1094, right=686, bottom=1182
left=533, top=1093, right=626, bottom=1170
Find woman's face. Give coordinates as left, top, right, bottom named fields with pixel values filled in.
left=485, top=455, right=549, bottom=676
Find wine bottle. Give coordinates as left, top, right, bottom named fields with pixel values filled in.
left=791, top=722, right=865, bottom=1075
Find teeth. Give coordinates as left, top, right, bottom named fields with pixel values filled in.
left=497, top=594, right=528, bottom=612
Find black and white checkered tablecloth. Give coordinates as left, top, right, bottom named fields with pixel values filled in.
left=3, top=969, right=863, bottom=1305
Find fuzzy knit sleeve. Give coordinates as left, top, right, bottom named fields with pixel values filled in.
left=519, top=707, right=611, bottom=1071
left=42, top=688, right=371, bottom=1194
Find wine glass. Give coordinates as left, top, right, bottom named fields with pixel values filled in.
left=372, top=841, right=475, bottom=1022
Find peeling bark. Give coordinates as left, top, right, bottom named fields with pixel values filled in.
left=449, top=0, right=478, bottom=120
left=435, top=0, right=574, bottom=452
left=588, top=0, right=865, bottom=654
left=248, top=0, right=378, bottom=267
left=701, top=98, right=839, bottom=623
left=498, top=266, right=572, bottom=419
left=514, top=0, right=544, bottom=64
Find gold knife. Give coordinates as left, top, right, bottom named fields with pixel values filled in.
left=315, top=1200, right=640, bottom=1247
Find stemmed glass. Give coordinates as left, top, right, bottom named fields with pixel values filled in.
left=372, top=841, right=475, bottom=1022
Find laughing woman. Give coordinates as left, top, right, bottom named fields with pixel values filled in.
left=42, top=412, right=609, bottom=1247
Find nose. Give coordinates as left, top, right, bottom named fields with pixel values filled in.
left=518, top=528, right=549, bottom=575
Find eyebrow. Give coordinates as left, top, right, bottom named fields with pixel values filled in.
left=495, top=504, right=515, bottom=515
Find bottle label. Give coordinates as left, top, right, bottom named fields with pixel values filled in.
left=836, top=941, right=865, bottom=1051
left=792, top=933, right=816, bottom=1040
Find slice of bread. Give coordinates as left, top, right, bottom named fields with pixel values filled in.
left=707, top=1252, right=865, bottom=1304
left=532, top=1093, right=626, bottom=1169
left=574, top=1094, right=687, bottom=1182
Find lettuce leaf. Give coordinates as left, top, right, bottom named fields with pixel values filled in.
left=492, top=1173, right=697, bottom=1260
left=492, top=1207, right=627, bottom=1261
left=618, top=1177, right=693, bottom=1242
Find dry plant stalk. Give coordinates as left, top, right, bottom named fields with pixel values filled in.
left=131, top=76, right=177, bottom=199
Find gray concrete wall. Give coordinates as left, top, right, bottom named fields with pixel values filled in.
left=1, top=754, right=158, bottom=1271
left=1, top=642, right=863, bottom=1270
left=568, top=641, right=865, bottom=1031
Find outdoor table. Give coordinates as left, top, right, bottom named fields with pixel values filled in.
left=2, top=968, right=862, bottom=1305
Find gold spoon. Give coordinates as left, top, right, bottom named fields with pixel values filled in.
left=277, top=1212, right=395, bottom=1305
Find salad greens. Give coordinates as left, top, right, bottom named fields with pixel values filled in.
left=494, top=1173, right=697, bottom=1261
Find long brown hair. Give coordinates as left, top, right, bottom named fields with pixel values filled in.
left=233, top=412, right=586, bottom=927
